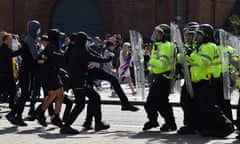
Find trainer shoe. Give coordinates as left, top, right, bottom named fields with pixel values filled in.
left=95, top=122, right=110, bottom=131
left=160, top=123, right=177, bottom=132
left=142, top=121, right=159, bottom=131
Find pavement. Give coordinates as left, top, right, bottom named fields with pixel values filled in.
left=0, top=81, right=240, bottom=144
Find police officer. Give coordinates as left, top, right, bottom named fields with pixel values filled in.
left=177, top=22, right=201, bottom=134
left=188, top=24, right=234, bottom=137
left=143, top=24, right=177, bottom=131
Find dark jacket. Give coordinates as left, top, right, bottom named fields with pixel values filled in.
left=18, top=41, right=38, bottom=72
left=41, top=42, right=64, bottom=75
left=69, top=44, right=111, bottom=88
left=0, top=43, right=19, bottom=76
left=19, top=20, right=41, bottom=72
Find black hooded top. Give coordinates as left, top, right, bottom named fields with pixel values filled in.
left=68, top=32, right=112, bottom=88
left=19, top=20, right=40, bottom=72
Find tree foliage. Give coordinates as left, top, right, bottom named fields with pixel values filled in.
left=229, top=14, right=240, bottom=35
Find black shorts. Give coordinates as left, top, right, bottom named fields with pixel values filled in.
left=41, top=72, right=63, bottom=91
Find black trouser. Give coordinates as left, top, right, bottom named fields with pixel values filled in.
left=87, top=67, right=130, bottom=106
left=84, top=67, right=132, bottom=125
left=12, top=70, right=34, bottom=118
left=64, top=87, right=102, bottom=126
left=180, top=83, right=200, bottom=130
left=144, top=75, right=175, bottom=124
left=194, top=79, right=232, bottom=131
left=214, top=78, right=233, bottom=121
left=0, top=75, right=17, bottom=109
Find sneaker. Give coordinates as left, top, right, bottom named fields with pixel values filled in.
left=60, top=126, right=79, bottom=134
left=51, top=115, right=63, bottom=127
left=35, top=114, right=47, bottom=127
left=160, top=123, right=177, bottom=132
left=95, top=122, right=110, bottom=131
left=82, top=122, right=93, bottom=130
left=142, top=121, right=159, bottom=131
left=121, top=104, right=139, bottom=112
left=14, top=118, right=28, bottom=127
left=6, top=113, right=18, bottom=125
left=177, top=126, right=196, bottom=135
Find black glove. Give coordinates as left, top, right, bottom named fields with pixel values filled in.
left=175, top=63, right=182, bottom=74
left=144, top=69, right=150, bottom=75
left=186, top=48, right=193, bottom=56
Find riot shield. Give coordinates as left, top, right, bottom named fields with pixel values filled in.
left=169, top=23, right=178, bottom=94
left=129, top=30, right=145, bottom=100
left=170, top=23, right=194, bottom=98
left=219, top=31, right=240, bottom=100
left=219, top=31, right=231, bottom=100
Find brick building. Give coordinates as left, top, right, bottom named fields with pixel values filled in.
left=0, top=0, right=237, bottom=38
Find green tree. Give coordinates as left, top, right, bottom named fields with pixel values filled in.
left=229, top=14, right=240, bottom=35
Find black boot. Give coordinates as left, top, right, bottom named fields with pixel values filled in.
left=51, top=114, right=63, bottom=127
left=82, top=121, right=93, bottom=130
left=6, top=112, right=18, bottom=125
left=35, top=104, right=47, bottom=127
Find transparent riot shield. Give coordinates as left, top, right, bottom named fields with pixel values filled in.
left=170, top=23, right=194, bottom=98
left=219, top=31, right=240, bottom=100
left=169, top=23, right=178, bottom=94
left=129, top=30, right=145, bottom=100
left=219, top=31, right=231, bottom=100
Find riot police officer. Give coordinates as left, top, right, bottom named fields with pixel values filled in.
left=177, top=22, right=201, bottom=134
left=143, top=24, right=177, bottom=132
left=187, top=24, right=234, bottom=137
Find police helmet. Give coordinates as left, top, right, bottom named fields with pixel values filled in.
left=151, top=24, right=170, bottom=42
left=197, top=24, right=215, bottom=43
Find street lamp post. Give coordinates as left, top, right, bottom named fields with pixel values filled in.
left=173, top=0, right=181, bottom=24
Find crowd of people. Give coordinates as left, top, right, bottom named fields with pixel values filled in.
left=0, top=19, right=240, bottom=140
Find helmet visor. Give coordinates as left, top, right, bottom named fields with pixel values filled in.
left=151, top=27, right=164, bottom=42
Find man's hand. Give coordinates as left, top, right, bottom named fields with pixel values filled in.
left=108, top=52, right=115, bottom=58
left=37, top=60, right=45, bottom=64
left=88, top=63, right=95, bottom=70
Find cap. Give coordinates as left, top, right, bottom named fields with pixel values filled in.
left=48, top=29, right=65, bottom=37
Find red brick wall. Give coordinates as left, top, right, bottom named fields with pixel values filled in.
left=0, top=0, right=13, bottom=32
left=0, top=0, right=237, bottom=38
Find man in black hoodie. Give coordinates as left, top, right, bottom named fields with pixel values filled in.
left=6, top=20, right=43, bottom=126
left=0, top=33, right=20, bottom=110
left=60, top=32, right=113, bottom=134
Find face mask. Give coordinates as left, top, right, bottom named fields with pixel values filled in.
left=11, top=39, right=19, bottom=51
left=85, top=40, right=90, bottom=48
left=36, top=28, right=41, bottom=35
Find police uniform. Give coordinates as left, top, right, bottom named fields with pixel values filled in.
left=188, top=24, right=234, bottom=137
left=143, top=24, right=177, bottom=132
